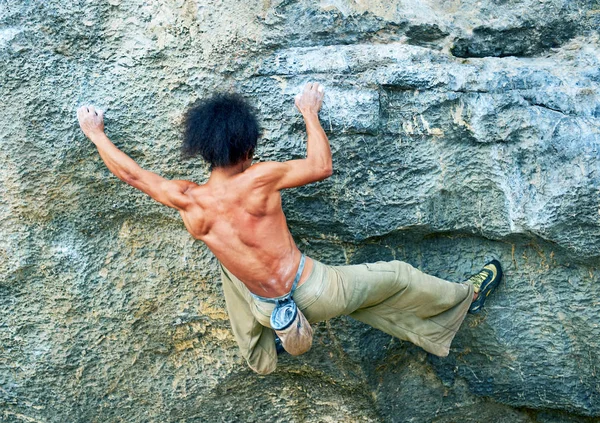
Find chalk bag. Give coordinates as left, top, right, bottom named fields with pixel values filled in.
left=270, top=297, right=313, bottom=356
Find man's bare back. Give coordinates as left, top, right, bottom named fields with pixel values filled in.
left=178, top=167, right=313, bottom=297
left=77, top=83, right=330, bottom=298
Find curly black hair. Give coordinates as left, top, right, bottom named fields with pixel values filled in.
left=182, top=93, right=259, bottom=168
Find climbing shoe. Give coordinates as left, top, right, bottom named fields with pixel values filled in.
left=466, top=259, right=503, bottom=314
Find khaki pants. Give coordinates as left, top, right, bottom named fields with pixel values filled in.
left=220, top=258, right=474, bottom=375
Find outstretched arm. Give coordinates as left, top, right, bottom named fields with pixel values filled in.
left=251, top=82, right=333, bottom=190
left=77, top=106, right=197, bottom=211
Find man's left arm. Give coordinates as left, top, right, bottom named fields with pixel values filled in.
left=77, top=105, right=197, bottom=211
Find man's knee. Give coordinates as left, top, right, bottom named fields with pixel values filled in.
left=367, top=260, right=415, bottom=283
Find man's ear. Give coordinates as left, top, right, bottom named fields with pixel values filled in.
left=246, top=148, right=255, bottom=161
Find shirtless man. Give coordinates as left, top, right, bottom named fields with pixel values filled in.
left=77, top=83, right=502, bottom=374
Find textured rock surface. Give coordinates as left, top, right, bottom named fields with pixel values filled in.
left=1, top=0, right=600, bottom=422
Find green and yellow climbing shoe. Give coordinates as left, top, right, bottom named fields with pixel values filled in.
left=466, top=259, right=503, bottom=314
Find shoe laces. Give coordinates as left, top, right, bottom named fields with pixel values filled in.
left=466, top=270, right=489, bottom=291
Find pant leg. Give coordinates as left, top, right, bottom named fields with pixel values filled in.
left=347, top=261, right=473, bottom=357
left=220, top=264, right=277, bottom=375
left=298, top=260, right=473, bottom=357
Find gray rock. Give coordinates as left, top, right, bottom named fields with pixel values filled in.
left=1, top=0, right=599, bottom=422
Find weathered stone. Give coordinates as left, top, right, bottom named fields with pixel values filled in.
left=1, top=0, right=600, bottom=422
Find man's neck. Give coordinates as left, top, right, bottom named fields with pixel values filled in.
left=208, top=162, right=247, bottom=183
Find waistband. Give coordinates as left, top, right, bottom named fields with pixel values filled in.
left=249, top=254, right=306, bottom=304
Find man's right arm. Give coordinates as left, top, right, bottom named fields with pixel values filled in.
left=252, top=82, right=333, bottom=190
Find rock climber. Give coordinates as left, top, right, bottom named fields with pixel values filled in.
left=77, top=82, right=503, bottom=375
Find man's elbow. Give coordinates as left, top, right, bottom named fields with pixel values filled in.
left=319, top=161, right=333, bottom=179
left=321, top=166, right=333, bottom=179
left=311, top=167, right=332, bottom=182
left=307, top=161, right=333, bottom=181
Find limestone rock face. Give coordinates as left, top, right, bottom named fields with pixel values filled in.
left=1, top=0, right=599, bottom=422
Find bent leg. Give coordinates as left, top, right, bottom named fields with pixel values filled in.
left=340, top=261, right=473, bottom=357
left=296, top=260, right=473, bottom=357
left=220, top=264, right=277, bottom=374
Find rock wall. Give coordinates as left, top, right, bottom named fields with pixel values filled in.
left=1, top=0, right=599, bottom=422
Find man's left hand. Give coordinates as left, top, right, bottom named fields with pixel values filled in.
left=77, top=105, right=105, bottom=141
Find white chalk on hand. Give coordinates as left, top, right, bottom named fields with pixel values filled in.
left=318, top=86, right=324, bottom=93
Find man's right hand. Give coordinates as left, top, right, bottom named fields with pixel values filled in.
left=295, top=82, right=325, bottom=115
